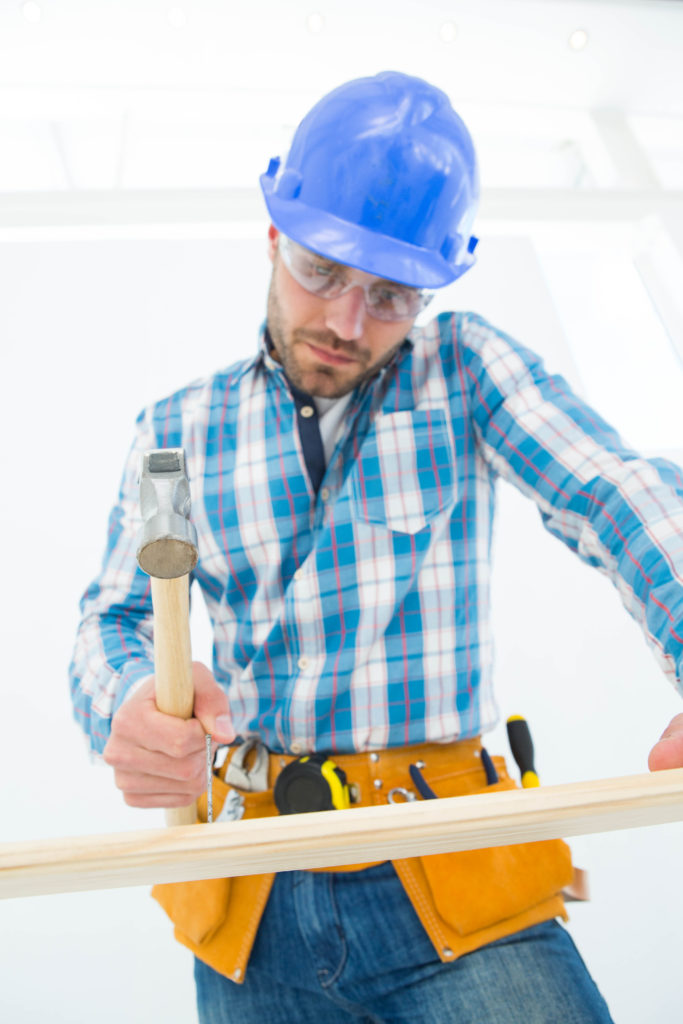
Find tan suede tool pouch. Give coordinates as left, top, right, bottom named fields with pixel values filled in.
left=152, top=778, right=277, bottom=984
left=153, top=742, right=574, bottom=982
left=392, top=755, right=573, bottom=961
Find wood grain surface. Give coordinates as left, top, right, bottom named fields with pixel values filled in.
left=1, top=768, right=682, bottom=900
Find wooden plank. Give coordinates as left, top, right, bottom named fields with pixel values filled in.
left=1, top=768, right=682, bottom=900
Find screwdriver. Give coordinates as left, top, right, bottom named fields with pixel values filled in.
left=506, top=715, right=540, bottom=788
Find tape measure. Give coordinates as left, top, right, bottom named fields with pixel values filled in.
left=274, top=753, right=351, bottom=814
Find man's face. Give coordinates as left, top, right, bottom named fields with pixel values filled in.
left=266, top=226, right=416, bottom=398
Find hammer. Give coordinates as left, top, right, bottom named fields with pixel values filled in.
left=137, top=448, right=199, bottom=827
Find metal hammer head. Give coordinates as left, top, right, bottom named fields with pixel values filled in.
left=136, top=449, right=198, bottom=579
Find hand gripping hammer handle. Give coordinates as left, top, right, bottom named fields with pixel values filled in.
left=137, top=449, right=199, bottom=827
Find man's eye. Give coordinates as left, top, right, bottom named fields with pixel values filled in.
left=373, top=284, right=412, bottom=305
left=310, top=261, right=340, bottom=279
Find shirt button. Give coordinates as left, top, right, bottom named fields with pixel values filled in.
left=320, top=487, right=330, bottom=501
left=290, top=741, right=304, bottom=755
left=300, top=405, right=315, bottom=418
left=294, top=569, right=303, bottom=581
left=297, top=656, right=309, bottom=670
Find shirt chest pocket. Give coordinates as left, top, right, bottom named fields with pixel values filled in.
left=348, top=409, right=456, bottom=534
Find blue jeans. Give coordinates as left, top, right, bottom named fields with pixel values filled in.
left=195, top=861, right=613, bottom=1023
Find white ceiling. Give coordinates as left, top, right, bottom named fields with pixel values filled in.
left=1, top=0, right=682, bottom=113
left=1, top=0, right=683, bottom=193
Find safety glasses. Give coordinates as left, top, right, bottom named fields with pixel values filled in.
left=278, top=235, right=434, bottom=322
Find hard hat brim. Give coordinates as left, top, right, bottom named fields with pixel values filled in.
left=261, top=174, right=473, bottom=290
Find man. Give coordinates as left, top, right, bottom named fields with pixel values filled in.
left=70, top=72, right=683, bottom=1023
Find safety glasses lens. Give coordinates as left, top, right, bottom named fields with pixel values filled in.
left=279, top=236, right=432, bottom=322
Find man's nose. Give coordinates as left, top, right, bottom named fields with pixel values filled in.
left=324, top=286, right=368, bottom=341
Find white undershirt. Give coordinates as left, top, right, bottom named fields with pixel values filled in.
left=314, top=393, right=354, bottom=464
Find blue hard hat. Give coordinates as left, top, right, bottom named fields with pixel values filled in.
left=260, top=71, right=479, bottom=289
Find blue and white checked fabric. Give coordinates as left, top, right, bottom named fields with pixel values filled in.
left=70, top=312, right=683, bottom=755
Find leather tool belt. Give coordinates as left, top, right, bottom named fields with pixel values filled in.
left=152, top=738, right=573, bottom=984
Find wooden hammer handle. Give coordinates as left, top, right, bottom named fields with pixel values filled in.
left=151, top=575, right=197, bottom=827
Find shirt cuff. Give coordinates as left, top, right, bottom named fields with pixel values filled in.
left=113, top=660, right=156, bottom=713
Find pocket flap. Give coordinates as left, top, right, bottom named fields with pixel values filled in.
left=153, top=876, right=232, bottom=945
left=350, top=409, right=455, bottom=533
left=152, top=772, right=243, bottom=946
left=421, top=838, right=573, bottom=936
left=416, top=763, right=574, bottom=937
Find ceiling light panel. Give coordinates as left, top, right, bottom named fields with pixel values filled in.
left=568, top=28, right=589, bottom=51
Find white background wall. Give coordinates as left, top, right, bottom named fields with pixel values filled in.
left=1, top=2, right=682, bottom=1022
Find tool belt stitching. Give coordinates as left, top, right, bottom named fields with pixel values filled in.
left=394, top=860, right=449, bottom=949
left=237, top=874, right=274, bottom=964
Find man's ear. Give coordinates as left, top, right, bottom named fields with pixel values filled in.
left=267, top=224, right=279, bottom=262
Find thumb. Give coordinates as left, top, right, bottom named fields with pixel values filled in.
left=191, top=661, right=236, bottom=743
left=648, top=713, right=683, bottom=771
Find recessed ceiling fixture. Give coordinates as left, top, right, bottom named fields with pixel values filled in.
left=306, top=12, right=325, bottom=34
left=21, top=1, right=42, bottom=23
left=168, top=7, right=187, bottom=30
left=439, top=22, right=457, bottom=44
left=568, top=28, right=589, bottom=51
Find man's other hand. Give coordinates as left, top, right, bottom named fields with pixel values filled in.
left=648, top=713, right=683, bottom=771
left=103, top=662, right=235, bottom=808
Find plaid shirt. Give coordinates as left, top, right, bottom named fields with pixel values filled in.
left=70, top=312, right=683, bottom=755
